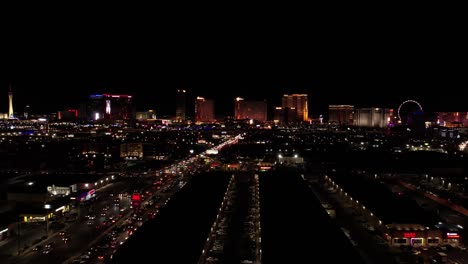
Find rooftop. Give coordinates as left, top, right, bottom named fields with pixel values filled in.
left=329, top=170, right=441, bottom=226
left=9, top=173, right=109, bottom=193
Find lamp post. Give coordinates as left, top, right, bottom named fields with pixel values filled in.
left=17, top=219, right=21, bottom=255
left=44, top=204, right=51, bottom=237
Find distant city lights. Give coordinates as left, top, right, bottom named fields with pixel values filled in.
left=459, top=141, right=468, bottom=151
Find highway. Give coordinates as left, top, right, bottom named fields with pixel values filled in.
left=0, top=133, right=240, bottom=264
left=5, top=179, right=138, bottom=264
left=110, top=172, right=231, bottom=263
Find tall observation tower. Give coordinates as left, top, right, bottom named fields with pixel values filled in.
left=8, top=85, right=14, bottom=118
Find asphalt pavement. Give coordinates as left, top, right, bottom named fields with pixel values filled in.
left=3, top=179, right=136, bottom=264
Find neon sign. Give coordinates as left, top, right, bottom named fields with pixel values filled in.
left=446, top=233, right=459, bottom=238
left=132, top=193, right=141, bottom=201
left=403, top=232, right=416, bottom=238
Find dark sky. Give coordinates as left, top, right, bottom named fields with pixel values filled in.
left=2, top=7, right=467, bottom=117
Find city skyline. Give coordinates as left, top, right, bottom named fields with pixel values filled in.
left=1, top=8, right=468, bottom=264
left=3, top=5, right=468, bottom=117
left=2, top=81, right=467, bottom=118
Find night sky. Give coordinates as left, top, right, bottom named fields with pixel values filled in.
left=2, top=8, right=467, bottom=117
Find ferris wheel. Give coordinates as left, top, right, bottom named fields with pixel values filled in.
left=397, top=100, right=423, bottom=121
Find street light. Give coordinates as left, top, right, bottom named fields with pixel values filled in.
left=44, top=204, right=51, bottom=236
left=17, top=218, right=21, bottom=255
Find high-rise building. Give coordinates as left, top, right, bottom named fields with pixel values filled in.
left=281, top=94, right=308, bottom=121
left=24, top=105, right=30, bottom=119
left=273, top=107, right=298, bottom=123
left=195, top=97, right=215, bottom=123
left=354, top=108, right=392, bottom=128
left=88, top=94, right=134, bottom=120
left=328, top=105, right=354, bottom=125
left=8, top=85, right=14, bottom=118
left=175, top=89, right=186, bottom=122
left=436, top=112, right=468, bottom=127
left=234, top=97, right=267, bottom=122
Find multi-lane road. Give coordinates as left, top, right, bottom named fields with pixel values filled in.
left=0, top=133, right=243, bottom=264
left=6, top=179, right=137, bottom=264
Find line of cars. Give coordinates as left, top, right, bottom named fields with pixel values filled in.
left=32, top=231, right=71, bottom=255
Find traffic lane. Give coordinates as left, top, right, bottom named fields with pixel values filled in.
left=63, top=209, right=136, bottom=264
left=16, top=169, right=162, bottom=258
left=11, top=180, right=136, bottom=264
left=0, top=222, right=47, bottom=257
left=388, top=182, right=465, bottom=225
left=15, top=217, right=104, bottom=264
left=420, top=247, right=468, bottom=264
left=15, top=194, right=134, bottom=263
left=399, top=181, right=468, bottom=217
left=22, top=219, right=109, bottom=264
left=4, top=166, right=185, bottom=264
left=15, top=233, right=65, bottom=264
left=62, top=172, right=190, bottom=263
left=82, top=179, right=137, bottom=221
left=0, top=182, right=114, bottom=257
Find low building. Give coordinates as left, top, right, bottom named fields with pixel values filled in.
left=434, top=223, right=464, bottom=247
left=385, top=223, right=443, bottom=247
left=277, top=154, right=304, bottom=165
left=20, top=198, right=71, bottom=223
left=328, top=105, right=354, bottom=125
left=436, top=112, right=468, bottom=128
left=7, top=183, right=51, bottom=204
left=7, top=173, right=114, bottom=205
left=324, top=173, right=446, bottom=248
left=71, top=188, right=97, bottom=204
left=120, top=143, right=144, bottom=160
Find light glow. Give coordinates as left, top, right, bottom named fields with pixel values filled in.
left=106, top=100, right=111, bottom=115
left=447, top=232, right=459, bottom=238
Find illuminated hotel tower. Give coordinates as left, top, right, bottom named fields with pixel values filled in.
left=328, top=105, right=354, bottom=125
left=282, top=94, right=308, bottom=121
left=8, top=85, right=14, bottom=118
left=195, top=96, right=215, bottom=123
left=175, top=89, right=186, bottom=122
left=234, top=97, right=267, bottom=121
